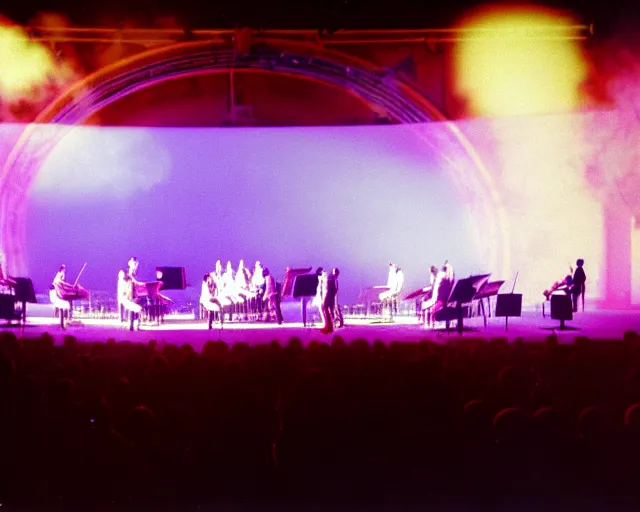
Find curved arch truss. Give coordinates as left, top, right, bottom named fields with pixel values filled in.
left=0, top=41, right=510, bottom=278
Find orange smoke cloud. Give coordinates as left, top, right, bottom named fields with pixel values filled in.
left=0, top=13, right=85, bottom=121
left=453, top=4, right=588, bottom=117
left=0, top=21, right=55, bottom=101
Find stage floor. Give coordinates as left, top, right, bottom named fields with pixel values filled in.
left=1, top=308, right=638, bottom=349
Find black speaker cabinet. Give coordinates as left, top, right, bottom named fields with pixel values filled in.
left=496, top=293, right=523, bottom=317
left=0, top=294, right=16, bottom=320
left=550, top=294, right=573, bottom=321
left=156, top=267, right=187, bottom=290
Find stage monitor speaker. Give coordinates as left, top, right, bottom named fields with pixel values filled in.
left=156, top=267, right=187, bottom=290
left=550, top=294, right=573, bottom=321
left=0, top=294, right=15, bottom=320
left=496, top=293, right=523, bottom=317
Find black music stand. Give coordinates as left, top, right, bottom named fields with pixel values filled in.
left=444, top=274, right=490, bottom=334
left=156, top=267, right=187, bottom=290
left=495, top=293, right=523, bottom=331
left=293, top=274, right=319, bottom=327
left=474, top=280, right=505, bottom=327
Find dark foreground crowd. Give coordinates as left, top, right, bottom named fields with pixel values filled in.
left=2, top=330, right=640, bottom=510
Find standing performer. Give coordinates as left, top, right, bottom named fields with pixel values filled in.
left=571, top=259, right=587, bottom=312
left=314, top=267, right=327, bottom=327
left=117, top=270, right=127, bottom=323
left=262, top=268, right=283, bottom=324
left=320, top=268, right=340, bottom=334
left=331, top=268, right=343, bottom=329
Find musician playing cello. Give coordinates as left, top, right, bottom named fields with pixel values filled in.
left=52, top=265, right=88, bottom=301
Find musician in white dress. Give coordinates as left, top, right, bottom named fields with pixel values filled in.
left=211, top=260, right=232, bottom=316
left=251, top=261, right=266, bottom=315
left=200, top=273, right=223, bottom=328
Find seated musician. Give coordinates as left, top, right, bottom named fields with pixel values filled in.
left=52, top=265, right=88, bottom=301
left=0, top=260, right=17, bottom=291
left=422, top=262, right=454, bottom=327
left=417, top=265, right=439, bottom=319
left=200, top=273, right=223, bottom=326
left=379, top=263, right=397, bottom=302
left=220, top=261, right=242, bottom=321
left=210, top=261, right=233, bottom=312
left=379, top=264, right=405, bottom=315
left=235, top=260, right=254, bottom=319
left=543, top=270, right=573, bottom=300
left=251, top=261, right=265, bottom=292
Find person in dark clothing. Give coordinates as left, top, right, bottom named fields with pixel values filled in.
left=321, top=268, right=340, bottom=334
left=571, top=259, right=586, bottom=312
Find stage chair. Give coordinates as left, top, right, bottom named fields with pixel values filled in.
left=200, top=298, right=224, bottom=329
left=120, top=298, right=143, bottom=331
left=550, top=294, right=573, bottom=329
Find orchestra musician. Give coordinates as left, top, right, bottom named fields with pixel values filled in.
left=422, top=262, right=454, bottom=327
left=0, top=260, right=17, bottom=291
left=262, top=267, right=283, bottom=324
left=379, top=263, right=405, bottom=316
left=235, top=259, right=254, bottom=320
left=127, top=257, right=139, bottom=280
left=314, top=267, right=326, bottom=327
left=543, top=269, right=573, bottom=300
left=210, top=260, right=233, bottom=318
left=418, top=265, right=439, bottom=319
left=571, top=259, right=586, bottom=312
left=117, top=270, right=127, bottom=323
left=52, top=265, right=89, bottom=301
left=51, top=265, right=88, bottom=321
left=222, top=260, right=243, bottom=320
left=200, top=273, right=223, bottom=328
left=320, top=268, right=342, bottom=333
left=251, top=261, right=266, bottom=316
left=120, top=272, right=142, bottom=330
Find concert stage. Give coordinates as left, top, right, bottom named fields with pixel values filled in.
left=2, top=308, right=638, bottom=349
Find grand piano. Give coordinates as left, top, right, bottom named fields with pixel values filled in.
left=433, top=274, right=505, bottom=332
left=133, top=281, right=172, bottom=325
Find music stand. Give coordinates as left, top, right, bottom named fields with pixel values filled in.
left=293, top=274, right=319, bottom=327
left=495, top=294, right=523, bottom=331
left=14, top=278, right=36, bottom=326
left=446, top=274, right=490, bottom=333
left=474, top=280, right=505, bottom=327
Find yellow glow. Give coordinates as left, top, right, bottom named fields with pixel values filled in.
left=453, top=5, right=587, bottom=117
left=0, top=23, right=55, bottom=100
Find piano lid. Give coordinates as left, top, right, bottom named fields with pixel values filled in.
left=281, top=267, right=313, bottom=298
